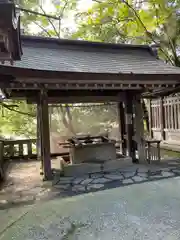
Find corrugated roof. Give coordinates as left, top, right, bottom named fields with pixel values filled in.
left=2, top=35, right=180, bottom=74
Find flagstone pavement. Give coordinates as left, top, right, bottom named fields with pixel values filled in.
left=1, top=158, right=180, bottom=208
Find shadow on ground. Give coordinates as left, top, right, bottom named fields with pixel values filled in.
left=1, top=158, right=180, bottom=210
left=50, top=159, right=180, bottom=200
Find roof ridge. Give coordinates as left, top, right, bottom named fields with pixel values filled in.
left=21, top=35, right=153, bottom=52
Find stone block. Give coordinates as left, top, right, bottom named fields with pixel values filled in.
left=105, top=173, right=124, bottom=180
left=123, top=179, right=133, bottom=184
left=63, top=163, right=101, bottom=177
left=132, top=176, right=147, bottom=182
left=70, top=142, right=116, bottom=164
left=87, top=184, right=104, bottom=190
left=161, top=171, right=175, bottom=177
left=103, top=157, right=132, bottom=172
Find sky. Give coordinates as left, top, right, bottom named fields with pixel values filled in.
left=30, top=0, right=93, bottom=34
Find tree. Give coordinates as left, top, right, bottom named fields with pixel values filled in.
left=18, top=0, right=77, bottom=38
left=73, top=0, right=180, bottom=135
left=74, top=0, right=180, bottom=66
left=0, top=100, right=36, bottom=138
left=0, top=0, right=78, bottom=138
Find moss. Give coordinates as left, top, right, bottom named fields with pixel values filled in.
left=160, top=149, right=180, bottom=158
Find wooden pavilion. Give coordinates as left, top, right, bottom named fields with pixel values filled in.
left=0, top=36, right=180, bottom=179
left=0, top=0, right=22, bottom=64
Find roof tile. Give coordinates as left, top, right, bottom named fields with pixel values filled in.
left=2, top=36, right=180, bottom=75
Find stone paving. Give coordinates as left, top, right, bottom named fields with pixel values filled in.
left=52, top=159, right=180, bottom=197
left=1, top=158, right=180, bottom=209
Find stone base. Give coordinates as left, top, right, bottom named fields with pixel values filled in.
left=63, top=163, right=102, bottom=177
left=103, top=157, right=132, bottom=172
left=62, top=157, right=132, bottom=177
left=70, top=142, right=117, bottom=164
left=149, top=160, right=161, bottom=165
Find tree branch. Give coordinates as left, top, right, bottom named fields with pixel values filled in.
left=122, top=0, right=150, bottom=34
left=157, top=2, right=178, bottom=64
left=39, top=5, right=59, bottom=38
left=90, top=0, right=173, bottom=63
left=58, top=0, right=69, bottom=38
left=1, top=103, right=35, bottom=117
left=33, top=21, right=52, bottom=37
left=121, top=0, right=174, bottom=64
left=16, top=7, right=60, bottom=20
left=163, top=24, right=179, bottom=64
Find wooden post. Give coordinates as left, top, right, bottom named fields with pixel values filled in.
left=148, top=99, right=153, bottom=138
left=37, top=103, right=44, bottom=175
left=39, top=89, right=52, bottom=180
left=27, top=141, right=32, bottom=158
left=117, top=102, right=126, bottom=155
left=159, top=97, right=165, bottom=140
left=124, top=92, right=136, bottom=161
left=157, top=141, right=161, bottom=161
left=134, top=95, right=146, bottom=164
left=19, top=143, right=23, bottom=157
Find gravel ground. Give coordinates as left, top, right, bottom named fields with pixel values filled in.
left=1, top=176, right=180, bottom=239
left=1, top=159, right=180, bottom=239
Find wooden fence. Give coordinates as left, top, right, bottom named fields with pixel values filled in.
left=2, top=139, right=37, bottom=159
left=0, top=139, right=37, bottom=180
left=148, top=96, right=180, bottom=143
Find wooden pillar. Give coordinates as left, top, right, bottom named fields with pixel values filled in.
left=37, top=103, right=43, bottom=175
left=39, top=89, right=52, bottom=180
left=159, top=97, right=165, bottom=141
left=134, top=95, right=146, bottom=163
left=148, top=99, right=153, bottom=138
left=124, top=92, right=136, bottom=161
left=117, top=102, right=126, bottom=155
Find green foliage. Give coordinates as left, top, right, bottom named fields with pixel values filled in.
left=4, top=0, right=180, bottom=139
left=74, top=0, right=180, bottom=66
left=0, top=101, right=36, bottom=138
left=1, top=0, right=79, bottom=138
left=19, top=0, right=78, bottom=38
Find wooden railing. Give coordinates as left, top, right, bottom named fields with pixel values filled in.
left=1, top=139, right=37, bottom=160
left=0, top=139, right=37, bottom=180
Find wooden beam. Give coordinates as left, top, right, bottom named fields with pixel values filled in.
left=142, top=86, right=180, bottom=98
left=39, top=89, right=52, bottom=180
left=27, top=95, right=120, bottom=104
left=0, top=81, right=177, bottom=91
left=0, top=64, right=180, bottom=82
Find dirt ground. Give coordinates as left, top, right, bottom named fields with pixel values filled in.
left=0, top=159, right=60, bottom=210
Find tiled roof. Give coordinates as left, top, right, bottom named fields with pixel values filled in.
left=2, top=35, right=180, bottom=74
